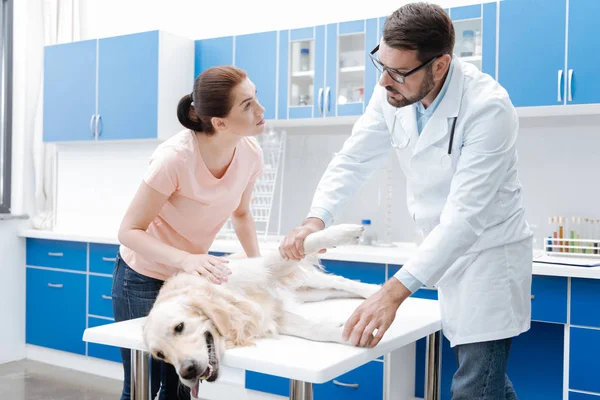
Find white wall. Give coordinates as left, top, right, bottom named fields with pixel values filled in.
left=79, top=0, right=484, bottom=41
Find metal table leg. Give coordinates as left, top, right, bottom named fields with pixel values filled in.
left=131, top=349, right=151, bottom=400
left=290, top=380, right=313, bottom=400
left=425, top=331, right=442, bottom=400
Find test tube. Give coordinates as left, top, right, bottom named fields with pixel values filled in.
left=591, top=220, right=596, bottom=255
left=559, top=217, right=565, bottom=253
left=576, top=217, right=582, bottom=253
left=548, top=217, right=554, bottom=252
left=569, top=217, right=575, bottom=253
left=596, top=220, right=600, bottom=255
left=584, top=218, right=590, bottom=254
left=552, top=217, right=558, bottom=252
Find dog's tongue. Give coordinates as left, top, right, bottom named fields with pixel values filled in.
left=192, top=381, right=200, bottom=399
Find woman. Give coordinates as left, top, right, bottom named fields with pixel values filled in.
left=112, top=65, right=265, bottom=400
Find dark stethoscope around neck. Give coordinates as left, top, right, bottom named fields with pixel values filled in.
left=390, top=115, right=458, bottom=170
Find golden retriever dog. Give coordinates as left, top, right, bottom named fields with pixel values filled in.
left=143, top=224, right=381, bottom=398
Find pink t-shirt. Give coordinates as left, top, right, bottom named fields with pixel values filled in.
left=120, top=129, right=263, bottom=280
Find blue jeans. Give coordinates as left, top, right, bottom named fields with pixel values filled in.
left=451, top=338, right=518, bottom=400
left=111, top=252, right=190, bottom=400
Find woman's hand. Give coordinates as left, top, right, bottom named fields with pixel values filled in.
left=181, top=254, right=231, bottom=284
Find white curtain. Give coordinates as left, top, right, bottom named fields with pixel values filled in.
left=30, top=0, right=80, bottom=229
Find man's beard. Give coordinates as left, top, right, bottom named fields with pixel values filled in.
left=385, top=66, right=435, bottom=108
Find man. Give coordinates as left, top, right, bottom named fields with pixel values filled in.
left=279, top=2, right=532, bottom=399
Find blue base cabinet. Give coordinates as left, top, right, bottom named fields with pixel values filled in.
left=43, top=31, right=193, bottom=142
left=26, top=267, right=87, bottom=354
left=25, top=238, right=120, bottom=364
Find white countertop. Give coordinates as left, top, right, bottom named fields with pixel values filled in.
left=83, top=297, right=441, bottom=383
left=19, top=228, right=600, bottom=279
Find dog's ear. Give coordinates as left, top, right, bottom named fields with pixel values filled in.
left=187, top=285, right=258, bottom=347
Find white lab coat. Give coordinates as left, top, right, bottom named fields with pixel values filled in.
left=311, top=58, right=533, bottom=346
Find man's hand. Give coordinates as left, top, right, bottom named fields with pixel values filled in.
left=343, top=278, right=411, bottom=348
left=279, top=218, right=325, bottom=260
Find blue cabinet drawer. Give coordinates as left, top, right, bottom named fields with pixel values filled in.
left=26, top=238, right=86, bottom=271
left=570, top=327, right=600, bottom=393
left=246, top=371, right=290, bottom=397
left=89, top=243, right=119, bottom=275
left=531, top=275, right=568, bottom=324
left=26, top=268, right=86, bottom=354
left=87, top=317, right=121, bottom=363
left=314, top=360, right=383, bottom=400
left=246, top=361, right=383, bottom=399
left=570, top=278, right=600, bottom=328
left=321, top=260, right=385, bottom=285
left=89, top=275, right=114, bottom=319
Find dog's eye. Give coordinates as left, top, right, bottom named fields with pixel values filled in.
left=156, top=351, right=165, bottom=360
left=174, top=322, right=184, bottom=334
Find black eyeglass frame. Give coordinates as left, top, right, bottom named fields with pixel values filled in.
left=369, top=44, right=444, bottom=84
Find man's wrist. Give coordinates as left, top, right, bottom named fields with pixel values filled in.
left=303, top=217, right=325, bottom=231
left=383, top=277, right=411, bottom=306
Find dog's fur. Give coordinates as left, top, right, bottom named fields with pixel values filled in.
left=143, top=224, right=381, bottom=396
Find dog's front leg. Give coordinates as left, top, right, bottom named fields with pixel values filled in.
left=280, top=311, right=346, bottom=344
left=303, top=224, right=364, bottom=255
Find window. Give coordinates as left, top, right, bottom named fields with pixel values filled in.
left=0, top=0, right=12, bottom=213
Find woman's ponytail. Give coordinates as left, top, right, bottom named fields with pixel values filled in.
left=177, top=93, right=204, bottom=132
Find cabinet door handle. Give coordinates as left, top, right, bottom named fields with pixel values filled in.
left=318, top=88, right=324, bottom=116
left=48, top=252, right=63, bottom=257
left=95, top=114, right=102, bottom=137
left=557, top=70, right=563, bottom=102
left=101, top=294, right=112, bottom=300
left=89, top=114, right=96, bottom=138
left=567, top=69, right=574, bottom=101
left=531, top=295, right=535, bottom=300
left=325, top=87, right=331, bottom=113
left=48, top=283, right=63, bottom=288
left=333, top=380, right=359, bottom=389
left=102, top=257, right=116, bottom=262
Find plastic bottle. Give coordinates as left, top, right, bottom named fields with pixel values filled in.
left=300, top=48, right=310, bottom=71
left=359, top=219, right=374, bottom=246
left=459, top=30, right=475, bottom=57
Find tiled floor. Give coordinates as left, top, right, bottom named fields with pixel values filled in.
left=0, top=359, right=123, bottom=400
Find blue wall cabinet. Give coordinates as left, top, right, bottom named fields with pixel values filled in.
left=450, top=3, right=498, bottom=79
left=498, top=0, right=566, bottom=107
left=276, top=20, right=379, bottom=120
left=565, top=0, right=600, bottom=105
left=194, top=36, right=234, bottom=78
left=195, top=32, right=278, bottom=121
left=43, top=39, right=97, bottom=142
left=234, top=32, right=278, bottom=121
left=43, top=31, right=193, bottom=142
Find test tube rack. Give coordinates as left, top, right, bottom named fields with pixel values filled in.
left=545, top=216, right=600, bottom=258
left=217, top=129, right=287, bottom=240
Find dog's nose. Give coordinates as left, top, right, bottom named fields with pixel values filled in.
left=179, top=359, right=198, bottom=380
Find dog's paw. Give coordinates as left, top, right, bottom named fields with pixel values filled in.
left=323, top=224, right=364, bottom=247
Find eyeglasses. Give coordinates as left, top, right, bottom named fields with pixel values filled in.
left=369, top=45, right=443, bottom=84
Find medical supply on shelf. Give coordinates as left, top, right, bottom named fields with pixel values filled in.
left=359, top=219, right=374, bottom=246
left=300, top=48, right=310, bottom=71
left=545, top=215, right=600, bottom=256
left=458, top=30, right=475, bottom=57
